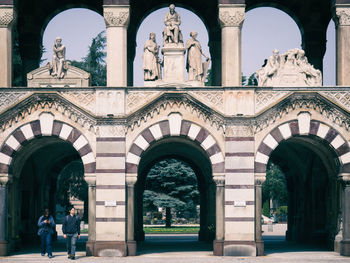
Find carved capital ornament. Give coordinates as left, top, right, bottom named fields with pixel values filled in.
left=334, top=7, right=350, bottom=26
left=0, top=6, right=15, bottom=28
left=103, top=6, right=130, bottom=27
left=219, top=5, right=245, bottom=27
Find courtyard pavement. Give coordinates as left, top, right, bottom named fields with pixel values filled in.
left=1, top=224, right=349, bottom=262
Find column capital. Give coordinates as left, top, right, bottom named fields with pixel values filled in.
left=213, top=175, right=225, bottom=187
left=339, top=173, right=350, bottom=185
left=126, top=173, right=137, bottom=186
left=103, top=5, right=129, bottom=28
left=0, top=5, right=15, bottom=28
left=333, top=4, right=350, bottom=26
left=0, top=174, right=12, bottom=186
left=255, top=173, right=266, bottom=185
left=218, top=4, right=245, bottom=28
left=85, top=173, right=96, bottom=187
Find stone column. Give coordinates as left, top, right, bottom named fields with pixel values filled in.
left=85, top=174, right=96, bottom=256
left=213, top=175, right=225, bottom=256
left=126, top=174, right=137, bottom=256
left=340, top=174, right=350, bottom=256
left=219, top=4, right=245, bottom=86
left=255, top=175, right=265, bottom=256
left=0, top=4, right=15, bottom=87
left=333, top=3, right=350, bottom=85
left=0, top=174, right=11, bottom=256
left=103, top=4, right=129, bottom=86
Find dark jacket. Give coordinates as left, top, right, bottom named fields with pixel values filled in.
left=62, top=215, right=80, bottom=235
left=37, top=215, right=55, bottom=236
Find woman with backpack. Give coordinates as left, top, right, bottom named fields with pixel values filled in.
left=37, top=208, right=55, bottom=258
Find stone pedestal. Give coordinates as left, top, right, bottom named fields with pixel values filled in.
left=334, top=4, right=350, bottom=85
left=104, top=5, right=129, bottom=86
left=161, top=44, right=186, bottom=84
left=219, top=4, right=245, bottom=86
left=0, top=5, right=15, bottom=87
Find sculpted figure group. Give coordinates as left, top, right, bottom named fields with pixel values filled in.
left=143, top=4, right=210, bottom=83
left=257, top=48, right=322, bottom=87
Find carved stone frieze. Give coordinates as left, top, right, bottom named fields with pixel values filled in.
left=59, top=91, right=95, bottom=113
left=320, top=91, right=350, bottom=112
left=225, top=124, right=254, bottom=137
left=126, top=93, right=225, bottom=132
left=126, top=91, right=162, bottom=114
left=95, top=125, right=126, bottom=137
left=188, top=91, right=224, bottom=112
left=255, top=90, right=292, bottom=113
left=0, top=7, right=15, bottom=27
left=0, top=92, right=30, bottom=113
left=335, top=8, right=350, bottom=26
left=219, top=6, right=245, bottom=27
left=103, top=7, right=129, bottom=27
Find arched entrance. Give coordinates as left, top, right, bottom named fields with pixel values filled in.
left=255, top=115, right=350, bottom=255
left=125, top=117, right=225, bottom=255
left=0, top=115, right=96, bottom=255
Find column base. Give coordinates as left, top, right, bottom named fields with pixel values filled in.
left=214, top=240, right=257, bottom=256
left=127, top=240, right=137, bottom=256
left=0, top=241, right=8, bottom=256
left=86, top=241, right=95, bottom=256
left=256, top=240, right=264, bottom=256
left=92, top=241, right=127, bottom=257
left=340, top=240, right=350, bottom=256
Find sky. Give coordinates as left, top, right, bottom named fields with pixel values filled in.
left=42, top=7, right=336, bottom=86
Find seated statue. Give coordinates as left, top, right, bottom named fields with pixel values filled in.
left=163, top=4, right=183, bottom=45
left=256, top=49, right=280, bottom=86
left=49, top=37, right=69, bottom=79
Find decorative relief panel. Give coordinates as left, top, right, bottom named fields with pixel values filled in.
left=0, top=92, right=30, bottom=113
left=59, top=91, right=95, bottom=113
left=320, top=91, right=350, bottom=112
left=255, top=90, right=291, bottom=113
left=126, top=91, right=162, bottom=114
left=225, top=125, right=254, bottom=137
left=188, top=91, right=224, bottom=113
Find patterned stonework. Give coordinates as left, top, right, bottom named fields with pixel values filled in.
left=255, top=91, right=292, bottom=113
left=126, top=91, right=162, bottom=114
left=60, top=91, right=95, bottom=113
left=188, top=91, right=224, bottom=112
left=225, top=125, right=254, bottom=137
left=335, top=8, right=350, bottom=26
left=0, top=7, right=15, bottom=27
left=96, top=125, right=126, bottom=137
left=320, top=91, right=350, bottom=112
left=219, top=7, right=245, bottom=27
left=104, top=7, right=129, bottom=27
left=0, top=92, right=30, bottom=113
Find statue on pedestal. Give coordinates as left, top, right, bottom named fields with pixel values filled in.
left=163, top=4, right=183, bottom=45
left=49, top=37, right=68, bottom=79
left=185, top=32, right=210, bottom=82
left=143, top=33, right=162, bottom=81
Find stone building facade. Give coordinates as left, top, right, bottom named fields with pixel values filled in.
left=0, top=0, right=350, bottom=258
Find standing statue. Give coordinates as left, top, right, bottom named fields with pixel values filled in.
left=185, top=32, right=209, bottom=82
left=143, top=32, right=162, bottom=81
left=256, top=49, right=280, bottom=86
left=163, top=4, right=183, bottom=45
left=50, top=37, right=66, bottom=79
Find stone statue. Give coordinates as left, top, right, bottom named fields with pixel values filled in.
left=256, top=48, right=322, bottom=87
left=185, top=32, right=209, bottom=82
left=163, top=4, right=183, bottom=45
left=143, top=32, right=162, bottom=81
left=50, top=37, right=67, bottom=79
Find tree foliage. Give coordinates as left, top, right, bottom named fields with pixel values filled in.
left=70, top=31, right=106, bottom=86
left=143, top=159, right=200, bottom=224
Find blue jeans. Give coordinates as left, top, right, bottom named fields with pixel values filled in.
left=40, top=232, right=52, bottom=256
left=66, top=233, right=78, bottom=256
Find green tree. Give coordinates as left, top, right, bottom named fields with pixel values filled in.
left=144, top=159, right=200, bottom=227
left=70, top=31, right=106, bottom=86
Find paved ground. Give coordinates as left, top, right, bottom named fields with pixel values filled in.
left=1, top=224, right=349, bottom=262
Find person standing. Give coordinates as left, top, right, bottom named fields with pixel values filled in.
left=62, top=207, right=80, bottom=260
left=37, top=208, right=55, bottom=258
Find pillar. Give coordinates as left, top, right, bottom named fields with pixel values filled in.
left=333, top=2, right=350, bottom=85
left=85, top=174, right=96, bottom=256
left=0, top=174, right=11, bottom=256
left=213, top=175, right=225, bottom=256
left=0, top=3, right=15, bottom=87
left=218, top=3, right=245, bottom=86
left=255, top=175, right=265, bottom=256
left=103, top=3, right=129, bottom=86
left=126, top=174, right=136, bottom=256
left=340, top=174, right=350, bottom=256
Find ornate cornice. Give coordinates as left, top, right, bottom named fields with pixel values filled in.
left=0, top=6, right=15, bottom=28
left=103, top=6, right=129, bottom=27
left=125, top=93, right=226, bottom=132
left=219, top=5, right=245, bottom=27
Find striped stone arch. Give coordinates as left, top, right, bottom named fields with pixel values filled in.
left=126, top=118, right=225, bottom=175
left=0, top=113, right=96, bottom=174
left=255, top=113, right=350, bottom=174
